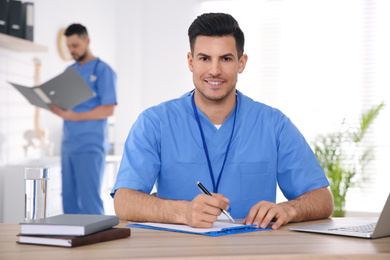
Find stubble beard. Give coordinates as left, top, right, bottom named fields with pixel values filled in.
left=195, top=84, right=236, bottom=102
left=76, top=50, right=88, bottom=62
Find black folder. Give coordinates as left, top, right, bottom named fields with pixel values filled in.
left=0, top=0, right=9, bottom=34
left=21, top=2, right=33, bottom=41
left=7, top=0, right=22, bottom=38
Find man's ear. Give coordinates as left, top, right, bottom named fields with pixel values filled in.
left=187, top=52, right=194, bottom=72
left=238, top=54, right=248, bottom=74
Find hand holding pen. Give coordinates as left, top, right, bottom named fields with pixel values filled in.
left=197, top=181, right=236, bottom=223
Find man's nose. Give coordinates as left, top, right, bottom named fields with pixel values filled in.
left=209, top=60, right=222, bottom=76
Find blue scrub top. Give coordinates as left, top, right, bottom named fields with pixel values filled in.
left=111, top=91, right=329, bottom=218
left=62, top=58, right=117, bottom=153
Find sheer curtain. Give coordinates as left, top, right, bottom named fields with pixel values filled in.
left=199, top=0, right=390, bottom=213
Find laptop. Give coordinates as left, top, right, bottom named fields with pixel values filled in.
left=289, top=193, right=390, bottom=239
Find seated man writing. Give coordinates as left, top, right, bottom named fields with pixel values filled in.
left=111, top=12, right=333, bottom=230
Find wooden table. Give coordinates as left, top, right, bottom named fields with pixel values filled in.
left=1, top=218, right=389, bottom=260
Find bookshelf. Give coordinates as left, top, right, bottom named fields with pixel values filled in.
left=0, top=33, right=48, bottom=52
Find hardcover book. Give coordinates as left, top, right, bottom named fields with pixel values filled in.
left=17, top=228, right=130, bottom=247
left=20, top=214, right=120, bottom=236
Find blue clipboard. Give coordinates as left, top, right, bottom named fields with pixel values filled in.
left=127, top=222, right=271, bottom=237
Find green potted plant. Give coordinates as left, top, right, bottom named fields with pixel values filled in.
left=312, top=102, right=384, bottom=217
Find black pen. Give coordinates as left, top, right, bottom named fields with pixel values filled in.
left=196, top=181, right=236, bottom=223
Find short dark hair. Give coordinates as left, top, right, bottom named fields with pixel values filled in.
left=188, top=13, right=245, bottom=57
left=64, top=23, right=88, bottom=38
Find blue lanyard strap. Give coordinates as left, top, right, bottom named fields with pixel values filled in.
left=191, top=92, right=237, bottom=193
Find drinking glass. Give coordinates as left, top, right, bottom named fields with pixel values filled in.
left=24, top=167, right=50, bottom=221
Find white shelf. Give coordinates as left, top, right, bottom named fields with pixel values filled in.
left=0, top=33, right=48, bottom=52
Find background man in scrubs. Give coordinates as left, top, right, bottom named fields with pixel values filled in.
left=51, top=24, right=117, bottom=214
left=111, top=13, right=333, bottom=229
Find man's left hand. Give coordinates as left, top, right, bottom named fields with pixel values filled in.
left=243, top=201, right=291, bottom=230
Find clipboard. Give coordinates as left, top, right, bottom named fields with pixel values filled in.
left=9, top=67, right=96, bottom=110
left=128, top=221, right=271, bottom=237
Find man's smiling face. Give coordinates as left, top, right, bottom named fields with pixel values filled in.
left=187, top=35, right=247, bottom=103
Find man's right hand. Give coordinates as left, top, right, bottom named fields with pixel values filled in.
left=184, top=193, right=230, bottom=228
left=113, top=188, right=231, bottom=228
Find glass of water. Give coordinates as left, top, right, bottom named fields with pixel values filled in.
left=24, top=167, right=50, bottom=221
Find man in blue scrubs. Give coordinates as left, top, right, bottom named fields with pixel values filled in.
left=112, top=13, right=333, bottom=229
left=51, top=24, right=117, bottom=214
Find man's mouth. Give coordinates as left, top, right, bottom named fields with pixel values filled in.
left=208, top=81, right=222, bottom=85
left=205, top=79, right=224, bottom=86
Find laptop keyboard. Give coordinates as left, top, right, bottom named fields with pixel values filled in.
left=329, top=223, right=376, bottom=233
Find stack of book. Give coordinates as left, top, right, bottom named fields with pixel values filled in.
left=17, top=214, right=130, bottom=248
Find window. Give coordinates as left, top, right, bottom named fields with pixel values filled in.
left=200, top=0, right=390, bottom=213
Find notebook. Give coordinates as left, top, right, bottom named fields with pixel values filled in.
left=128, top=220, right=270, bottom=237
left=289, top=193, right=390, bottom=239
left=20, top=214, right=120, bottom=236
left=10, top=67, right=96, bottom=110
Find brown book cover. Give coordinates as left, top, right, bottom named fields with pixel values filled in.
left=17, top=228, right=130, bottom=247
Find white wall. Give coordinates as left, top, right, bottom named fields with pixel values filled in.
left=114, top=0, right=198, bottom=154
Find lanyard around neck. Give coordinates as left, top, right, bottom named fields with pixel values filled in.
left=191, top=92, right=237, bottom=193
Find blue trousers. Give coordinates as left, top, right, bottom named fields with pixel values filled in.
left=61, top=151, right=105, bottom=214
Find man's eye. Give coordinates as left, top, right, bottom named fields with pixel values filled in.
left=222, top=57, right=231, bottom=61
left=200, top=57, right=209, bottom=61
